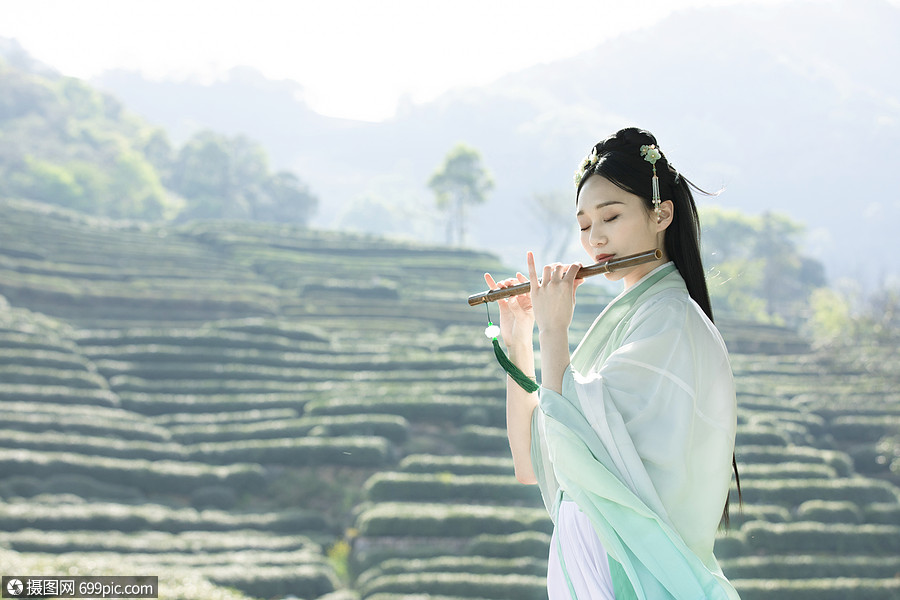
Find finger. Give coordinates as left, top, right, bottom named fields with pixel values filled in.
left=526, top=252, right=538, bottom=289
left=564, top=263, right=583, bottom=281
left=516, top=272, right=528, bottom=284
left=484, top=273, right=498, bottom=289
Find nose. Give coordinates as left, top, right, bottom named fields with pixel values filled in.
left=590, top=226, right=607, bottom=247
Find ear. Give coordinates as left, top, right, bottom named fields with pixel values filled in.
left=655, top=200, right=674, bottom=231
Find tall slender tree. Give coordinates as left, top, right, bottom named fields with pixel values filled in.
left=531, top=191, right=575, bottom=262
left=428, top=143, right=493, bottom=246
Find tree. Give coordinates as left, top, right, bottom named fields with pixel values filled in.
left=530, top=191, right=576, bottom=262
left=427, top=143, right=493, bottom=246
left=336, top=175, right=436, bottom=241
left=256, top=171, right=317, bottom=223
left=700, top=207, right=827, bottom=324
left=170, top=130, right=316, bottom=223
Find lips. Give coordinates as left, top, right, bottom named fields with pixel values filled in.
left=595, top=254, right=614, bottom=263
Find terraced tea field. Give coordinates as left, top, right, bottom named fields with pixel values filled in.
left=0, top=198, right=897, bottom=599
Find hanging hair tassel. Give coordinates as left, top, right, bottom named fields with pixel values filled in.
left=641, top=144, right=663, bottom=218
left=651, top=165, right=661, bottom=217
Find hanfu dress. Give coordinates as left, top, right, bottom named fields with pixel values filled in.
left=531, top=263, right=742, bottom=599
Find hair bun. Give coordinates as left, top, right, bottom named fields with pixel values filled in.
left=595, top=127, right=659, bottom=156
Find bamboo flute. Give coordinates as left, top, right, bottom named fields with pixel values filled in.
left=467, top=249, right=662, bottom=306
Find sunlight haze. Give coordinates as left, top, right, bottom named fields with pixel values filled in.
left=3, top=0, right=806, bottom=121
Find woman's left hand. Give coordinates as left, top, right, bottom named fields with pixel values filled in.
left=526, top=251, right=583, bottom=334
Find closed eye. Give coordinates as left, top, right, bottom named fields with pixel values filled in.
left=604, top=215, right=619, bottom=223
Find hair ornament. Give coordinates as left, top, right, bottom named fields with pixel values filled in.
left=640, top=144, right=662, bottom=218
left=573, top=147, right=600, bottom=189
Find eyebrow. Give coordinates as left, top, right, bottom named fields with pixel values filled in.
left=576, top=200, right=624, bottom=217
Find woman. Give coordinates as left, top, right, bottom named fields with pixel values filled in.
left=485, top=127, right=741, bottom=599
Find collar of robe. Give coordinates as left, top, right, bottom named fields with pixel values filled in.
left=571, top=262, right=680, bottom=376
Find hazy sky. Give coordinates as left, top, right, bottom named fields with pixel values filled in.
left=1, top=0, right=891, bottom=121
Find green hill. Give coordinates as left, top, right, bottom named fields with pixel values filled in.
left=0, top=56, right=316, bottom=225
left=0, top=197, right=898, bottom=600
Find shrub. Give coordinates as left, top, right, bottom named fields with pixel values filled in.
left=362, top=472, right=541, bottom=505
left=110, top=376, right=303, bottom=395
left=0, top=529, right=317, bottom=554
left=738, top=462, right=837, bottom=480
left=366, top=596, right=492, bottom=600
left=1, top=411, right=169, bottom=442
left=349, top=538, right=467, bottom=575
left=0, top=499, right=329, bottom=534
left=356, top=556, right=546, bottom=589
left=204, top=564, right=338, bottom=600
left=723, top=504, right=790, bottom=528
left=171, top=414, right=409, bottom=445
left=741, top=521, right=900, bottom=554
left=0, top=365, right=108, bottom=389
left=305, top=396, right=504, bottom=425
left=737, top=445, right=853, bottom=476
left=187, top=436, right=391, bottom=467
left=0, top=348, right=92, bottom=371
left=712, top=533, right=745, bottom=559
left=190, top=486, right=238, bottom=510
left=452, top=425, right=509, bottom=454
left=464, top=531, right=550, bottom=559
left=399, top=454, right=514, bottom=476
left=0, top=476, right=42, bottom=498
left=796, top=500, right=863, bottom=524
left=118, top=391, right=305, bottom=415
left=864, top=502, right=900, bottom=525
left=0, top=548, right=257, bottom=600
left=720, top=555, right=900, bottom=580
left=360, top=572, right=546, bottom=600
left=77, top=328, right=303, bottom=352
left=831, top=415, right=900, bottom=442
left=0, top=429, right=185, bottom=461
left=0, top=384, right=119, bottom=408
left=735, top=425, right=790, bottom=447
left=731, top=577, right=900, bottom=600
left=751, top=411, right=827, bottom=436
left=318, top=591, right=360, bottom=600
left=152, top=408, right=299, bottom=426
left=355, top=503, right=551, bottom=538
left=209, top=317, right=329, bottom=343
left=747, top=412, right=819, bottom=437
left=0, top=449, right=266, bottom=494
left=39, top=474, right=144, bottom=502
left=738, top=477, right=900, bottom=508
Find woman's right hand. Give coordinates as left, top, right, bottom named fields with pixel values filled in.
left=483, top=271, right=535, bottom=348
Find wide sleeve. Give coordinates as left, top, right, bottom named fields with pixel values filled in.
left=530, top=402, right=562, bottom=520
left=569, top=296, right=735, bottom=546
left=533, top=295, right=740, bottom=599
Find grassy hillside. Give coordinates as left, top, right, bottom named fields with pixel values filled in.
left=0, top=197, right=898, bottom=600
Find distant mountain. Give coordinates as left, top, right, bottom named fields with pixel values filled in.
left=73, top=1, right=900, bottom=283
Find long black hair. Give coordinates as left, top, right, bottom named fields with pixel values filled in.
left=576, top=126, right=742, bottom=526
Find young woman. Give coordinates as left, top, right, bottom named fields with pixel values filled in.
left=485, top=127, right=741, bottom=599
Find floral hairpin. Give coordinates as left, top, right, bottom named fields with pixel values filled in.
left=574, top=147, right=600, bottom=188
left=640, top=144, right=662, bottom=219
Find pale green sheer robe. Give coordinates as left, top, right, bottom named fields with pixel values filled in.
left=531, top=263, right=741, bottom=599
